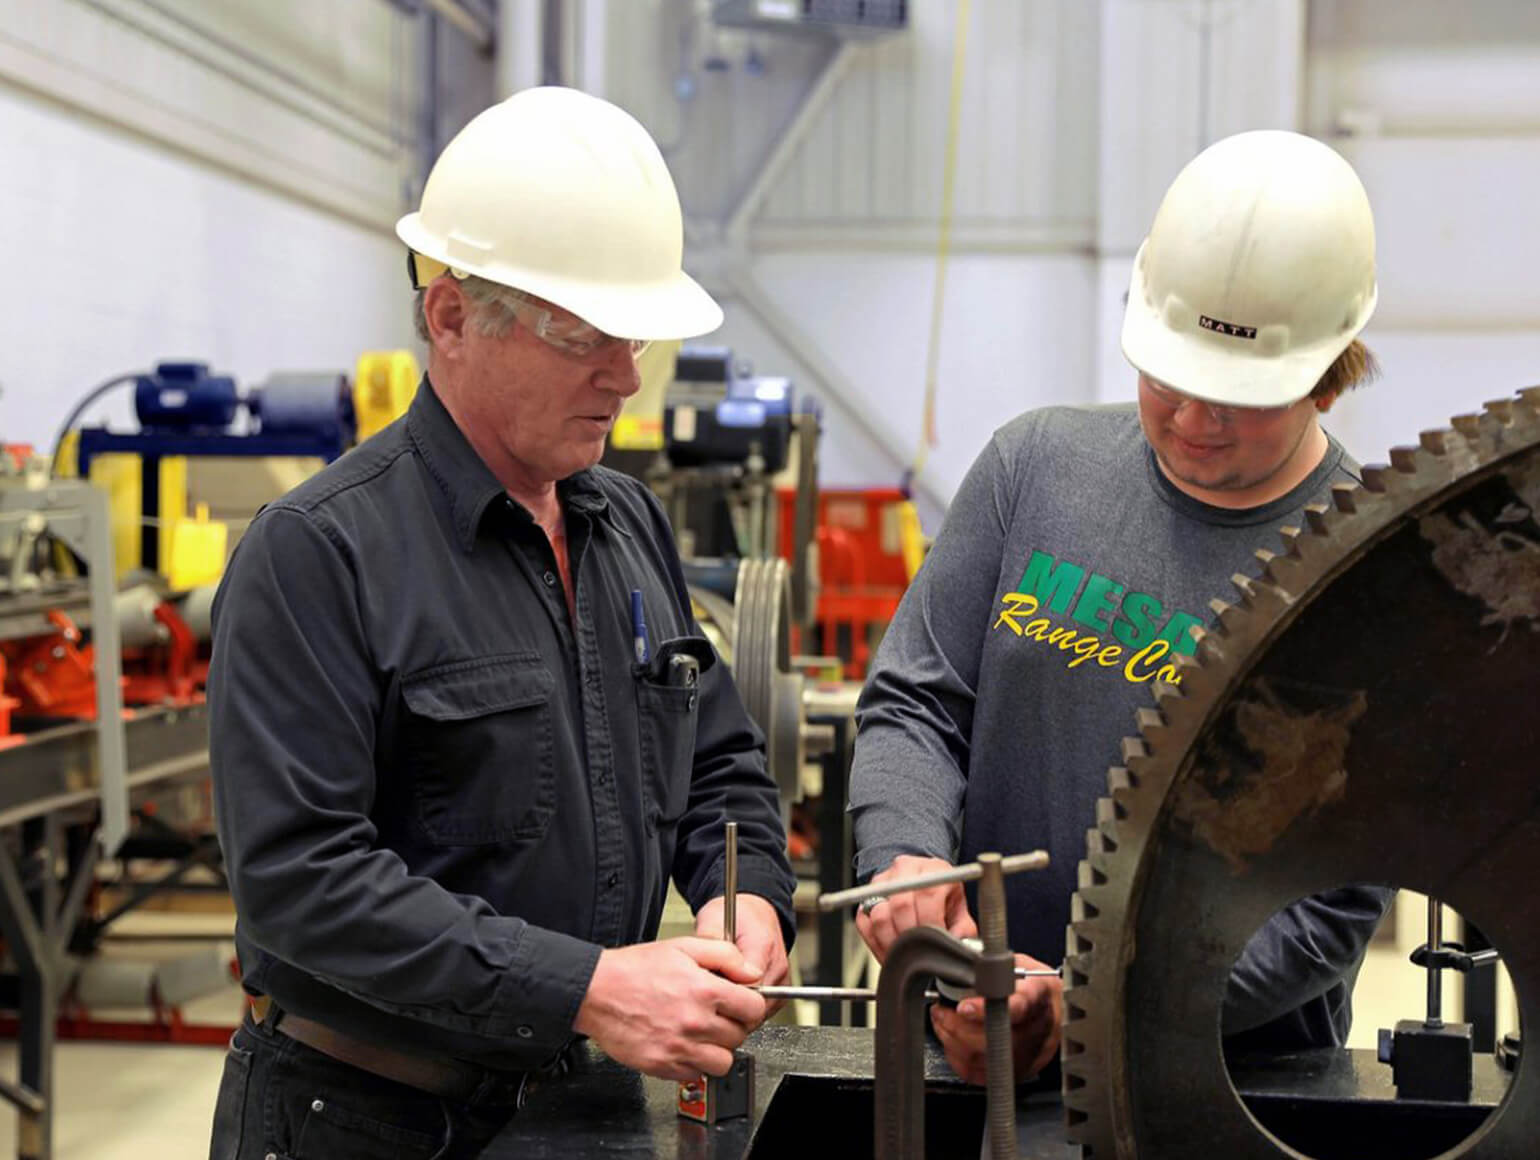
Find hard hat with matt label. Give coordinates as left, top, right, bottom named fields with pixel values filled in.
left=1121, top=130, right=1377, bottom=408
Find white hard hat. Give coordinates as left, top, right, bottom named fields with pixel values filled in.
left=1121, top=130, right=1377, bottom=408
left=396, top=86, right=722, bottom=342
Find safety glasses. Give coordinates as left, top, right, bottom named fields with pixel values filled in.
left=1140, top=376, right=1291, bottom=420
left=408, top=252, right=650, bottom=359
left=496, top=288, right=651, bottom=359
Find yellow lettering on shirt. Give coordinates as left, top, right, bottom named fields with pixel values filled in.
left=994, top=594, right=1180, bottom=687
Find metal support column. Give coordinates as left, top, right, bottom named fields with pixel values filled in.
left=0, top=825, right=98, bottom=1160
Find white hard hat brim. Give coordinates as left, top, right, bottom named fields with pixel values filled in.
left=1120, top=256, right=1376, bottom=410
left=397, top=211, right=724, bottom=342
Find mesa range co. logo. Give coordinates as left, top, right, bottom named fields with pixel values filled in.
left=991, top=551, right=1205, bottom=687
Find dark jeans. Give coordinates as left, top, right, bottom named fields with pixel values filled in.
left=208, top=1013, right=524, bottom=1160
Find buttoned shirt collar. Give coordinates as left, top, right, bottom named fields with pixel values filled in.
left=406, top=377, right=616, bottom=552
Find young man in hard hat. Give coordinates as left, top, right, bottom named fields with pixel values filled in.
left=206, top=87, right=794, bottom=1159
left=849, top=130, right=1395, bottom=1086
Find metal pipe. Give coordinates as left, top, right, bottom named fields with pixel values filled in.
left=428, top=0, right=495, bottom=52
left=724, top=821, right=738, bottom=945
left=758, top=967, right=1058, bottom=1003
left=420, top=6, right=441, bottom=191
left=379, top=0, right=495, bottom=52
left=726, top=42, right=858, bottom=244
left=1426, top=896, right=1444, bottom=1028
left=542, top=0, right=565, bottom=84
left=818, top=850, right=1050, bottom=912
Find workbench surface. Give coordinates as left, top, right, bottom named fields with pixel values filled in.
left=485, top=1024, right=1512, bottom=1159
left=487, top=1024, right=1065, bottom=1159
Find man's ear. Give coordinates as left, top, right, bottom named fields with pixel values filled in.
left=1313, top=388, right=1340, bottom=414
left=422, top=279, right=471, bottom=358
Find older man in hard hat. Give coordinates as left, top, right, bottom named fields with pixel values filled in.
left=849, top=131, right=1395, bottom=1087
left=206, top=87, right=793, bottom=1159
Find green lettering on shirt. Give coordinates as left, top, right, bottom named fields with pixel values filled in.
left=1112, top=591, right=1164, bottom=650
left=1018, top=551, right=1085, bottom=616
left=1072, top=573, right=1125, bottom=632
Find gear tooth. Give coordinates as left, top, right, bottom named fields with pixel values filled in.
left=1389, top=445, right=1420, bottom=473
left=1419, top=429, right=1453, bottom=456
left=1078, top=859, right=1108, bottom=890
left=1518, top=385, right=1540, bottom=413
left=1194, top=631, right=1224, bottom=666
left=1230, top=572, right=1258, bottom=602
left=1361, top=464, right=1391, bottom=492
left=1304, top=502, right=1331, bottom=535
left=1277, top=524, right=1303, bottom=554
left=1106, top=765, right=1135, bottom=794
left=1169, top=658, right=1218, bottom=702
left=1486, top=397, right=1515, bottom=424
left=1065, top=928, right=1091, bottom=963
left=1120, top=736, right=1149, bottom=763
left=1096, top=797, right=1124, bottom=828
left=1208, top=598, right=1245, bottom=635
left=1451, top=412, right=1483, bottom=439
left=1155, top=664, right=1205, bottom=708
left=1168, top=650, right=1200, bottom=675
left=1132, top=710, right=1169, bottom=756
left=1331, top=483, right=1360, bottom=512
left=1242, top=579, right=1291, bottom=617
left=1254, top=547, right=1305, bottom=595
left=1085, top=825, right=1117, bottom=857
left=1071, top=893, right=1100, bottom=922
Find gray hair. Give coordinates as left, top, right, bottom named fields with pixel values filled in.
left=412, top=274, right=522, bottom=344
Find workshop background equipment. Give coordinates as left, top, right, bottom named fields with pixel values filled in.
left=61, top=353, right=419, bottom=577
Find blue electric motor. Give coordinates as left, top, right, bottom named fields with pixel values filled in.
left=133, top=362, right=240, bottom=431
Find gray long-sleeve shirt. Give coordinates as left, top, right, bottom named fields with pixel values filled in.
left=209, top=380, right=794, bottom=1070
left=851, top=404, right=1391, bottom=1047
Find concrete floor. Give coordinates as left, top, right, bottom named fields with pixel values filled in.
left=0, top=1038, right=226, bottom=1160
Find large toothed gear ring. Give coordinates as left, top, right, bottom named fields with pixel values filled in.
left=1061, top=389, right=1540, bottom=1158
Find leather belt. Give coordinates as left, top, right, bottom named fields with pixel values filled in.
left=251, top=995, right=528, bottom=1106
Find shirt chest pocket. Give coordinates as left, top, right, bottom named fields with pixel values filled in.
left=401, top=656, right=556, bottom=847
left=636, top=636, right=713, bottom=833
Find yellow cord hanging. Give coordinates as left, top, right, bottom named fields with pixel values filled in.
left=912, top=0, right=971, bottom=486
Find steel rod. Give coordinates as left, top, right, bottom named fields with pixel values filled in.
left=818, top=850, right=1049, bottom=912
left=724, top=821, right=738, bottom=946
left=757, top=965, right=1057, bottom=1004
left=1426, top=896, right=1444, bottom=1028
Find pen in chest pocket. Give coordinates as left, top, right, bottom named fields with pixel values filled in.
left=630, top=587, right=649, bottom=665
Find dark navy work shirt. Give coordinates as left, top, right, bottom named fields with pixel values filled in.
left=209, top=380, right=794, bottom=1069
